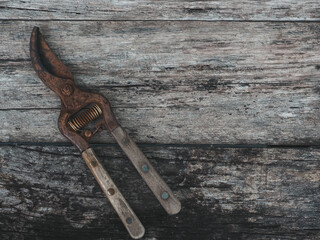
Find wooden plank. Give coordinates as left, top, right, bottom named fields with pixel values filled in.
left=0, top=21, right=320, bottom=145
left=0, top=145, right=319, bottom=239
left=2, top=21, right=320, bottom=109
left=0, top=0, right=319, bottom=21
left=3, top=106, right=320, bottom=145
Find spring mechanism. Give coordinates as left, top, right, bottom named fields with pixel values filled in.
left=68, top=104, right=102, bottom=131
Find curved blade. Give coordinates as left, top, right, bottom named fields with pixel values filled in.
left=30, top=27, right=73, bottom=93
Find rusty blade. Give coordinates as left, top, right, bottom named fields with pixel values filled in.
left=30, top=27, right=74, bottom=93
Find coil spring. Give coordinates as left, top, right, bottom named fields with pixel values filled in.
left=68, top=104, right=102, bottom=131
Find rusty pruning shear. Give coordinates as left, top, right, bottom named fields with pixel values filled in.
left=30, top=27, right=181, bottom=239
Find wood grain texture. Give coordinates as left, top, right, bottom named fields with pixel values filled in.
left=1, top=21, right=320, bottom=145
left=0, top=0, right=320, bottom=21
left=0, top=145, right=319, bottom=239
left=112, top=126, right=181, bottom=215
left=82, top=148, right=145, bottom=239
left=1, top=1, right=320, bottom=239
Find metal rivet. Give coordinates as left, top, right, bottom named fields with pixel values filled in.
left=141, top=164, right=149, bottom=172
left=161, top=192, right=169, bottom=200
left=126, top=217, right=133, bottom=224
left=84, top=129, right=92, bottom=138
left=107, top=188, right=115, bottom=196
left=60, top=83, right=73, bottom=96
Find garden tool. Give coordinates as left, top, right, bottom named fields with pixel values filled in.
left=30, top=27, right=181, bottom=239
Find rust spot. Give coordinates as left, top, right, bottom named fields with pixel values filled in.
left=91, top=159, right=98, bottom=167
left=61, top=84, right=74, bottom=96
left=107, top=188, right=115, bottom=196
left=30, top=27, right=119, bottom=152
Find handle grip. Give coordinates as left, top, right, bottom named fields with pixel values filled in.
left=82, top=148, right=145, bottom=239
left=111, top=126, right=181, bottom=215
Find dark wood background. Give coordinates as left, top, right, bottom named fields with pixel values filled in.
left=1, top=1, right=320, bottom=239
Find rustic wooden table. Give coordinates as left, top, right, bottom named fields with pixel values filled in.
left=1, top=1, right=320, bottom=239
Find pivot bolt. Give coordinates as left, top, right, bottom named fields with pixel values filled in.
left=60, top=83, right=73, bottom=96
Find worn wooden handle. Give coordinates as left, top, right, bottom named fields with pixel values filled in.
left=111, top=126, right=181, bottom=215
left=82, top=148, right=145, bottom=239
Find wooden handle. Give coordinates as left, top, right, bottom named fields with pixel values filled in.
left=111, top=126, right=181, bottom=215
left=82, top=148, right=145, bottom=239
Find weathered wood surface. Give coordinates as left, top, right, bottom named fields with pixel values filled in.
left=1, top=1, right=320, bottom=239
left=1, top=145, right=320, bottom=239
left=0, top=0, right=320, bottom=21
left=1, top=21, right=320, bottom=145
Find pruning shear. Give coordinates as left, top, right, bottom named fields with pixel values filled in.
left=30, top=27, right=181, bottom=239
